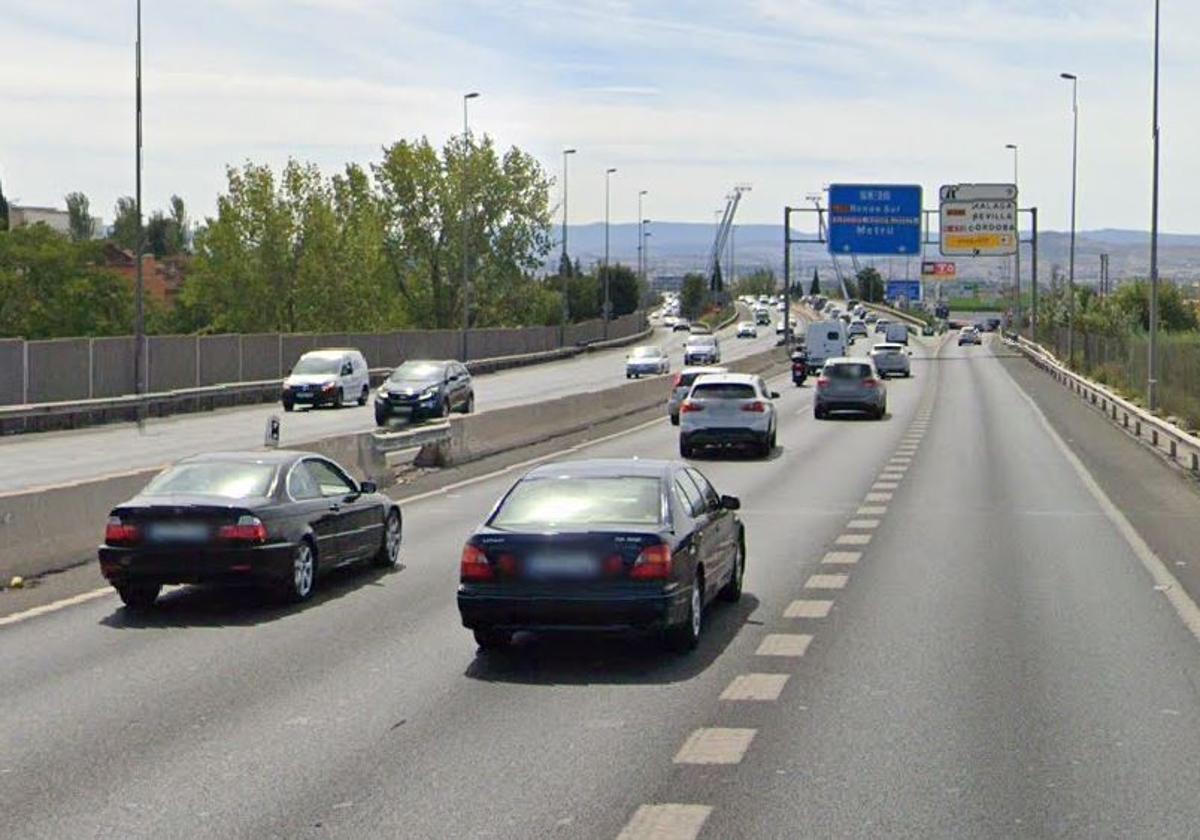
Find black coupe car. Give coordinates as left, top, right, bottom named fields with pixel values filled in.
left=99, top=451, right=402, bottom=609
left=457, top=459, right=745, bottom=652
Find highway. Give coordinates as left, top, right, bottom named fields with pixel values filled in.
left=0, top=317, right=776, bottom=495
left=6, top=331, right=1200, bottom=838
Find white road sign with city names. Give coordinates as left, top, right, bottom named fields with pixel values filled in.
left=938, top=183, right=1018, bottom=257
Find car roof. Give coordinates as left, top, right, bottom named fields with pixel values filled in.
left=177, top=450, right=309, bottom=466
left=523, top=458, right=678, bottom=480
left=303, top=348, right=356, bottom=358
left=825, top=357, right=873, bottom=366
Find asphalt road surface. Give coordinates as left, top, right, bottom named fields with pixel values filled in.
left=0, top=318, right=776, bottom=495
left=6, top=332, right=1200, bottom=839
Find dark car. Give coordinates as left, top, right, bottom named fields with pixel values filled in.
left=374, top=359, right=474, bottom=426
left=98, top=451, right=402, bottom=609
left=457, top=459, right=745, bottom=653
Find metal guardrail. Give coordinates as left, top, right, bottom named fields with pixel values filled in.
left=1007, top=333, right=1200, bottom=473
left=372, top=422, right=452, bottom=454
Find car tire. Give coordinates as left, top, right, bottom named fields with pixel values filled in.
left=338, top=387, right=348, bottom=408
left=282, top=400, right=294, bottom=413
left=720, top=539, right=745, bottom=603
left=116, top=583, right=161, bottom=610
left=473, top=627, right=512, bottom=650
left=679, top=437, right=694, bottom=459
left=373, top=509, right=402, bottom=569
left=669, top=414, right=680, bottom=427
left=462, top=393, right=475, bottom=414
left=278, top=539, right=317, bottom=603
left=876, top=404, right=886, bottom=420
left=375, top=406, right=389, bottom=427
left=666, top=573, right=703, bottom=653
left=814, top=406, right=826, bottom=420
left=358, top=386, right=369, bottom=406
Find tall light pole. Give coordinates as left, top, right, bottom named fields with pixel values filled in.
left=461, top=91, right=480, bottom=360
left=643, top=225, right=652, bottom=287
left=1149, top=0, right=1162, bottom=411
left=134, top=0, right=145, bottom=403
left=561, top=148, right=577, bottom=327
left=1061, top=72, right=1079, bottom=366
left=1006, top=143, right=1022, bottom=335
left=637, top=190, right=648, bottom=289
left=603, top=167, right=617, bottom=332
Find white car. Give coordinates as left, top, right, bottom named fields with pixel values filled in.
left=679, top=373, right=779, bottom=459
left=869, top=342, right=911, bottom=378
left=736, top=321, right=758, bottom=339
left=626, top=345, right=670, bottom=378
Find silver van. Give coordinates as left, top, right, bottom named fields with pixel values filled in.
left=281, top=348, right=371, bottom=411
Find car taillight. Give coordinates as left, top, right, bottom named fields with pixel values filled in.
left=742, top=401, right=767, bottom=413
left=672, top=373, right=683, bottom=388
left=630, top=543, right=672, bottom=580
left=105, top=516, right=139, bottom=546
left=460, top=544, right=495, bottom=582
left=218, top=515, right=268, bottom=544
left=862, top=378, right=879, bottom=389
left=817, top=377, right=830, bottom=389
left=680, top=400, right=704, bottom=413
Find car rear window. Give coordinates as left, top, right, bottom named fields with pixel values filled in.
left=143, top=462, right=276, bottom=499
left=490, top=477, right=663, bottom=528
left=826, top=364, right=872, bottom=380
left=692, top=382, right=756, bottom=399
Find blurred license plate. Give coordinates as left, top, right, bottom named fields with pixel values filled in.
left=525, top=554, right=599, bottom=580
left=147, top=522, right=209, bottom=543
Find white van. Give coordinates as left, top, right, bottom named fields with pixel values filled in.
left=884, top=322, right=910, bottom=345
left=805, top=320, right=848, bottom=374
left=281, top=348, right=372, bottom=411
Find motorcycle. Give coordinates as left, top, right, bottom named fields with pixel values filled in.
left=791, top=349, right=809, bottom=387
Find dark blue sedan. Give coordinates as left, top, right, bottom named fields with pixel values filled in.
left=457, top=459, right=745, bottom=652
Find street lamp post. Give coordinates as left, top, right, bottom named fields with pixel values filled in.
left=461, top=91, right=480, bottom=360
left=637, top=190, right=647, bottom=289
left=1006, top=143, right=1022, bottom=335
left=603, top=167, right=617, bottom=334
left=1061, top=72, right=1079, bottom=366
left=643, top=228, right=652, bottom=290
left=561, top=148, right=576, bottom=328
left=1149, top=0, right=1162, bottom=411
left=134, top=0, right=145, bottom=408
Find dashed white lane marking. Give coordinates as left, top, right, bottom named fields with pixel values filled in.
left=858, top=505, right=887, bottom=515
left=823, top=550, right=862, bottom=565
left=847, top=519, right=880, bottom=529
left=721, top=673, right=790, bottom=701
left=617, top=804, right=713, bottom=840
left=0, top=587, right=113, bottom=627
left=871, top=482, right=899, bottom=491
left=865, top=492, right=893, bottom=502
left=879, top=471, right=905, bottom=480
left=890, top=456, right=913, bottom=464
left=806, top=573, right=849, bottom=590
left=674, top=728, right=757, bottom=764
left=836, top=533, right=872, bottom=546
left=785, top=599, right=834, bottom=618
left=756, top=634, right=813, bottom=657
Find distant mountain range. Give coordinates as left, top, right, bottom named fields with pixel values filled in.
left=552, top=223, right=1200, bottom=284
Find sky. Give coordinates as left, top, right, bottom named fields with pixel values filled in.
left=2, top=0, right=1197, bottom=233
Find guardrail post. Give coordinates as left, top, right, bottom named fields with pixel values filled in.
left=1192, top=452, right=1199, bottom=472
left=1136, top=420, right=1142, bottom=437
left=1152, top=429, right=1159, bottom=447
left=1170, top=439, right=1176, bottom=459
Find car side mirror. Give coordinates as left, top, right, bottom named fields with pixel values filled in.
left=721, top=495, right=741, bottom=511
left=359, top=480, right=378, bottom=495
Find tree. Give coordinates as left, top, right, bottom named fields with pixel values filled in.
left=809, top=268, right=820, bottom=296
left=598, top=263, right=639, bottom=318
left=65, top=192, right=96, bottom=242
left=733, top=268, right=776, bottom=299
left=679, top=273, right=709, bottom=320
left=1111, top=280, right=1199, bottom=333
left=111, top=196, right=141, bottom=252
left=0, top=178, right=8, bottom=232
left=856, top=267, right=885, bottom=303
left=169, top=195, right=189, bottom=253
left=566, top=274, right=601, bottom=320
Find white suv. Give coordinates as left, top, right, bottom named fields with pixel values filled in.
left=679, top=373, right=779, bottom=459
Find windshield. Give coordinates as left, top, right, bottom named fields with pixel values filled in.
left=290, top=355, right=341, bottom=376
left=143, top=462, right=276, bottom=499
left=388, top=361, right=445, bottom=383
left=490, top=476, right=663, bottom=528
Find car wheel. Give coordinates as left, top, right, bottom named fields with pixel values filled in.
left=473, top=627, right=512, bottom=650
left=814, top=406, right=826, bottom=420
left=279, top=539, right=316, bottom=603
left=666, top=573, right=703, bottom=653
left=373, top=509, right=402, bottom=568
left=462, top=393, right=475, bottom=414
left=679, top=438, right=694, bottom=459
left=116, top=583, right=161, bottom=610
left=719, top=539, right=745, bottom=603
left=282, top=400, right=294, bottom=413
left=374, top=406, right=389, bottom=427
left=876, top=404, right=887, bottom=420
left=669, top=413, right=680, bottom=427
left=358, top=385, right=369, bottom=406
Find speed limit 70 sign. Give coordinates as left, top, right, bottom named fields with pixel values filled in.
left=939, top=184, right=1017, bottom=257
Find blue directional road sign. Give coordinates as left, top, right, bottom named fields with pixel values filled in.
left=886, top=279, right=921, bottom=302
left=828, top=184, right=923, bottom=255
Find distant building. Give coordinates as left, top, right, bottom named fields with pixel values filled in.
left=10, top=205, right=72, bottom=236
left=102, top=244, right=188, bottom=307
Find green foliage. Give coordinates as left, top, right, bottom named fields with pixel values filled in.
left=856, top=267, right=885, bottom=303
left=110, top=196, right=140, bottom=252
left=733, top=268, right=776, bottom=298
left=0, top=225, right=132, bottom=338
left=145, top=195, right=190, bottom=257
left=1111, top=280, right=1198, bottom=332
left=566, top=274, right=601, bottom=320
left=598, top=263, right=639, bottom=318
left=809, top=269, right=820, bottom=296
left=65, top=192, right=95, bottom=242
left=680, top=272, right=710, bottom=320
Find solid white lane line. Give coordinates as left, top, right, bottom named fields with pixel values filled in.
left=674, top=728, right=757, bottom=764
left=823, top=551, right=861, bottom=565
left=806, top=573, right=849, bottom=590
left=616, top=804, right=713, bottom=840
left=721, top=673, right=790, bottom=701
left=836, top=533, right=872, bottom=546
left=0, top=587, right=113, bottom=627
left=755, top=634, right=813, bottom=657
left=857, top=505, right=887, bottom=516
left=785, top=599, right=834, bottom=618
left=847, top=519, right=880, bottom=529
left=865, top=492, right=893, bottom=502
